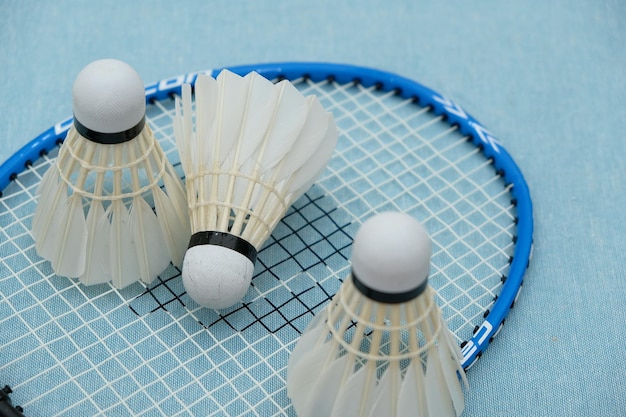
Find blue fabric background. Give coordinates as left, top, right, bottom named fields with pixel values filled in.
left=1, top=0, right=624, bottom=415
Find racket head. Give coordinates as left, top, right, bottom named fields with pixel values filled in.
left=0, top=62, right=532, bottom=415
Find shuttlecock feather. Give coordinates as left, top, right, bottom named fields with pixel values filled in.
left=32, top=59, right=190, bottom=287
left=287, top=211, right=467, bottom=417
left=174, top=70, right=338, bottom=310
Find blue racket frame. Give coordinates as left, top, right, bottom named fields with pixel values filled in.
left=0, top=62, right=533, bottom=370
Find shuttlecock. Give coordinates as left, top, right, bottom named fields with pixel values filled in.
left=32, top=59, right=190, bottom=287
left=287, top=212, right=467, bottom=417
left=174, top=70, right=337, bottom=310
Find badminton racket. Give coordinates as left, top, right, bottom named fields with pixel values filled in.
left=0, top=62, right=533, bottom=417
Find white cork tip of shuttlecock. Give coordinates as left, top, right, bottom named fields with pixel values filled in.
left=351, top=211, right=432, bottom=303
left=182, top=245, right=255, bottom=310
left=72, top=59, right=146, bottom=135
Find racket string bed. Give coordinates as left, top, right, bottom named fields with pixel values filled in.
left=0, top=63, right=532, bottom=416
left=303, top=78, right=519, bottom=345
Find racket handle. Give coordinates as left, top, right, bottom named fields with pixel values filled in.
left=0, top=386, right=25, bottom=417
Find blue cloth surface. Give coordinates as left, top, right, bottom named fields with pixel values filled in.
left=0, top=1, right=625, bottom=416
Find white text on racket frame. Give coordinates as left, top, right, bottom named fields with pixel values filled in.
left=461, top=320, right=493, bottom=362
left=432, top=95, right=501, bottom=153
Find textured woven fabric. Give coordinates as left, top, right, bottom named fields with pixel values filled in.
left=0, top=1, right=624, bottom=416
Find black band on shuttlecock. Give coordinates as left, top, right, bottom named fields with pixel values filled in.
left=73, top=115, right=145, bottom=144
left=188, top=231, right=258, bottom=264
left=351, top=271, right=428, bottom=304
